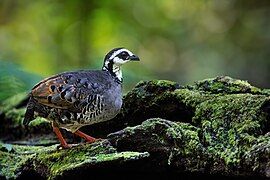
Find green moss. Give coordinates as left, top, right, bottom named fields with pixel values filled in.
left=0, top=151, right=32, bottom=179
left=134, top=79, right=179, bottom=94
left=136, top=79, right=178, bottom=88
left=0, top=93, right=51, bottom=140
left=0, top=141, right=149, bottom=179
left=31, top=140, right=149, bottom=179
left=28, top=117, right=49, bottom=127
left=243, top=134, right=270, bottom=174
left=2, top=76, right=270, bottom=177
left=51, top=151, right=149, bottom=176
left=191, top=93, right=268, bottom=167
left=0, top=93, right=28, bottom=139
left=154, top=80, right=179, bottom=88
left=166, top=122, right=202, bottom=156
left=118, top=77, right=270, bottom=175
left=173, top=89, right=209, bottom=108
left=262, top=89, right=270, bottom=95
left=194, top=76, right=262, bottom=94
left=4, top=108, right=26, bottom=125
left=194, top=94, right=267, bottom=133
left=110, top=118, right=205, bottom=171
left=0, top=142, right=57, bottom=179
left=0, top=92, right=28, bottom=112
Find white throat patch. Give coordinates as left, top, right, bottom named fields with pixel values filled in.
left=112, top=64, right=122, bottom=82
left=103, top=60, right=123, bottom=82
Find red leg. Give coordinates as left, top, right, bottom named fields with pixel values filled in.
left=52, top=124, right=70, bottom=149
left=74, top=130, right=97, bottom=143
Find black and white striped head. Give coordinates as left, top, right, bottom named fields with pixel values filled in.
left=102, top=47, right=140, bottom=83
left=103, top=47, right=140, bottom=69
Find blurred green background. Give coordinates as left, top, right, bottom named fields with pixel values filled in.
left=0, top=0, right=270, bottom=101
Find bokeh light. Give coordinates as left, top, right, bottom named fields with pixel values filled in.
left=0, top=0, right=270, bottom=100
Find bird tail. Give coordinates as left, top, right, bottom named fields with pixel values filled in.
left=23, top=96, right=35, bottom=126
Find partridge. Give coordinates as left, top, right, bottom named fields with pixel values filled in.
left=23, top=48, right=140, bottom=148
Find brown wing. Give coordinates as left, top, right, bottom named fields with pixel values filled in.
left=31, top=73, right=88, bottom=111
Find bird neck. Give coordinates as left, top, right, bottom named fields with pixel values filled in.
left=102, top=61, right=123, bottom=83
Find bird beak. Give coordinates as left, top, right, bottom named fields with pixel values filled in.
left=129, top=55, right=140, bottom=61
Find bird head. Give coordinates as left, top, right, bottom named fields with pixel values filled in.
left=102, top=47, right=140, bottom=83
left=103, top=47, right=140, bottom=68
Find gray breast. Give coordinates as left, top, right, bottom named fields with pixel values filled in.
left=57, top=70, right=122, bottom=132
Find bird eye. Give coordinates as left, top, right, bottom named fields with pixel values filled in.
left=120, top=52, right=129, bottom=60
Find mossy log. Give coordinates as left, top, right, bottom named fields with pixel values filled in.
left=1, top=76, right=270, bottom=179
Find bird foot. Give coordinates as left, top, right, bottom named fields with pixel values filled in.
left=74, top=130, right=99, bottom=143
